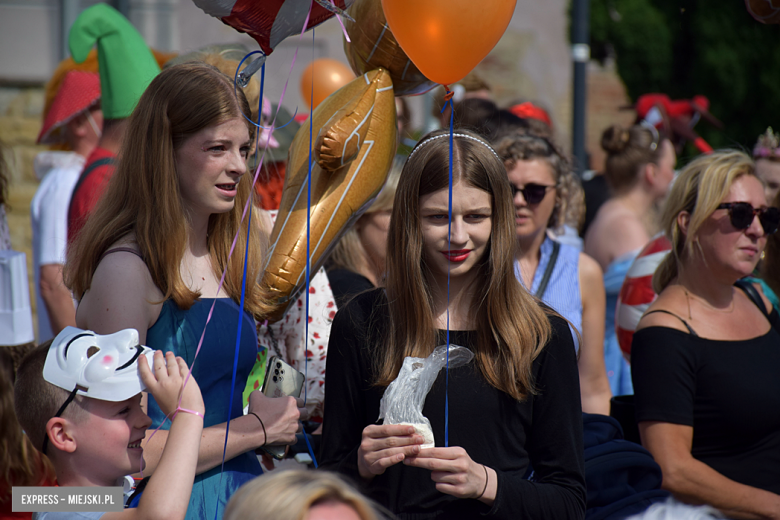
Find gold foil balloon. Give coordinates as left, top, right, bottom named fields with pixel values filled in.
left=343, top=0, right=436, bottom=96
left=745, top=0, right=780, bottom=23
left=262, top=69, right=397, bottom=320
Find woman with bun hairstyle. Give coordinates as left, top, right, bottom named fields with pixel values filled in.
left=320, top=129, right=586, bottom=519
left=631, top=150, right=780, bottom=518
left=65, top=62, right=304, bottom=519
left=584, top=124, right=676, bottom=395
left=495, top=132, right=612, bottom=414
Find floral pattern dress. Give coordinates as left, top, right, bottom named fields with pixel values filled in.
left=242, top=267, right=335, bottom=421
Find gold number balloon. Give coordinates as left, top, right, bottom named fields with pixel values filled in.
left=342, top=0, right=436, bottom=96
left=262, top=69, right=397, bottom=321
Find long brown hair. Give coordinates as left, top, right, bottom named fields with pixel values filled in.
left=65, top=62, right=271, bottom=318
left=379, top=130, right=552, bottom=401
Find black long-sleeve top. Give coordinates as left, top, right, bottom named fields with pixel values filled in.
left=319, top=289, right=586, bottom=519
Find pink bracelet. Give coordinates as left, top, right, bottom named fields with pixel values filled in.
left=173, top=407, right=204, bottom=420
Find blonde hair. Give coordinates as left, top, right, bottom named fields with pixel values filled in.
left=223, top=470, right=387, bottom=520
left=380, top=129, right=552, bottom=401
left=328, top=164, right=400, bottom=276
left=65, top=62, right=271, bottom=319
left=653, top=150, right=756, bottom=293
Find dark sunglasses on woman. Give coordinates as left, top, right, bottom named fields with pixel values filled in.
left=717, top=202, right=780, bottom=235
left=511, top=183, right=555, bottom=205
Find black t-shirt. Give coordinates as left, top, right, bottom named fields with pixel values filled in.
left=580, top=173, right=610, bottom=238
left=326, top=267, right=375, bottom=308
left=319, top=288, right=586, bottom=519
left=631, top=312, right=780, bottom=494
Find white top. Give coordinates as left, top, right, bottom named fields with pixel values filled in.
left=31, top=151, right=84, bottom=342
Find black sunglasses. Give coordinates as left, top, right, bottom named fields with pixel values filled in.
left=717, top=202, right=780, bottom=235
left=510, top=183, right=556, bottom=205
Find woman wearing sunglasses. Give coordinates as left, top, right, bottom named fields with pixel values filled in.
left=584, top=124, right=677, bottom=396
left=495, top=133, right=612, bottom=414
left=632, top=151, right=780, bottom=518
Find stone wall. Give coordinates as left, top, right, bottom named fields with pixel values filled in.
left=1, top=83, right=46, bottom=340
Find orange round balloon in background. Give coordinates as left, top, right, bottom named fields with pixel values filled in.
left=380, top=0, right=516, bottom=86
left=300, top=58, right=355, bottom=109
left=343, top=0, right=436, bottom=96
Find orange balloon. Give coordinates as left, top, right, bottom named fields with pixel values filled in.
left=380, top=0, right=516, bottom=86
left=300, top=58, right=355, bottom=109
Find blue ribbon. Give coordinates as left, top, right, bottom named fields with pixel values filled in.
left=440, top=95, right=455, bottom=448
left=215, top=202, right=253, bottom=520
left=302, top=28, right=319, bottom=468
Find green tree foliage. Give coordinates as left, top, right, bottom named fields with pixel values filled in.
left=589, top=0, right=780, bottom=149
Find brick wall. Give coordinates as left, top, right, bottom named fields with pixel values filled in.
left=586, top=59, right=636, bottom=173
left=1, top=84, right=46, bottom=340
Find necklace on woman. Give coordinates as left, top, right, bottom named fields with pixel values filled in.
left=683, top=287, right=735, bottom=320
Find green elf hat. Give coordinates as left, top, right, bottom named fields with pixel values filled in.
left=68, top=4, right=160, bottom=120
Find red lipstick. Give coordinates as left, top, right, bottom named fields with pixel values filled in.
left=442, top=249, right=471, bottom=262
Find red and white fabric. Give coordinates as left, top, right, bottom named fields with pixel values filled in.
left=615, top=234, right=672, bottom=362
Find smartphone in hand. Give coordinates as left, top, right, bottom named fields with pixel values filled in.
left=260, top=356, right=305, bottom=459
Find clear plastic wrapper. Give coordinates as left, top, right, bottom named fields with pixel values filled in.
left=379, top=344, right=474, bottom=448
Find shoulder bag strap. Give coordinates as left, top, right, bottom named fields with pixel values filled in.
left=68, top=157, right=117, bottom=216
left=535, top=240, right=560, bottom=300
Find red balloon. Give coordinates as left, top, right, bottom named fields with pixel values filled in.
left=193, top=0, right=354, bottom=56
left=615, top=234, right=672, bottom=362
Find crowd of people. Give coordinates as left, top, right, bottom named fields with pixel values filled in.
left=2, top=4, right=780, bottom=520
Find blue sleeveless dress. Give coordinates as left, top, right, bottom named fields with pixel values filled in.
left=515, top=237, right=583, bottom=352
left=603, top=250, right=639, bottom=396
left=145, top=298, right=261, bottom=520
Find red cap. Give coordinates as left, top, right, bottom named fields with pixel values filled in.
left=509, top=102, right=553, bottom=128
left=37, top=70, right=100, bottom=144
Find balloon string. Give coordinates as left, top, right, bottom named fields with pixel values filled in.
left=140, top=57, right=273, bottom=479
left=140, top=3, right=313, bottom=494
left=303, top=26, right=319, bottom=469
left=214, top=203, right=253, bottom=520
left=443, top=85, right=454, bottom=102
left=440, top=91, right=455, bottom=448
left=330, top=0, right=351, bottom=43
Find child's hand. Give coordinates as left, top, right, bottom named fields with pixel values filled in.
left=139, top=351, right=204, bottom=419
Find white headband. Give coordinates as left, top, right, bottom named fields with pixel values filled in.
left=408, top=133, right=501, bottom=162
